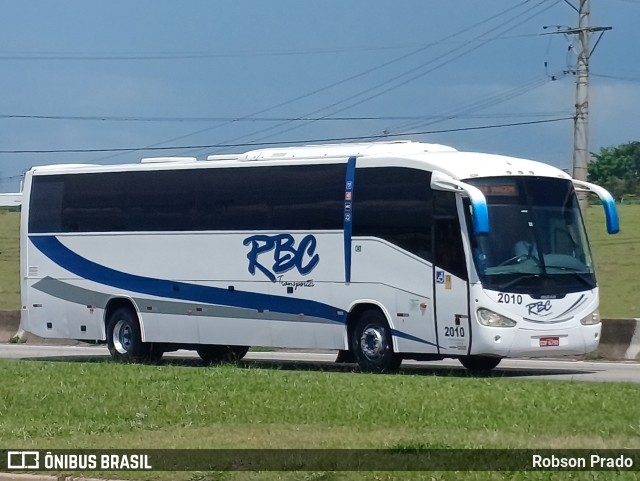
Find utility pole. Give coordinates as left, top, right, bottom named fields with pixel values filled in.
left=548, top=0, right=611, bottom=209
left=573, top=0, right=591, bottom=194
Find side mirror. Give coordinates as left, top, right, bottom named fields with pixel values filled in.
left=431, top=170, right=489, bottom=235
left=572, top=180, right=620, bottom=234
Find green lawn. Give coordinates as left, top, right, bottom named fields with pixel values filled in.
left=0, top=209, right=19, bottom=310
left=1, top=359, right=639, bottom=480
left=585, top=203, right=640, bottom=317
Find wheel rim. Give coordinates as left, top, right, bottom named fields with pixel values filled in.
left=360, top=325, right=385, bottom=361
left=112, top=319, right=132, bottom=354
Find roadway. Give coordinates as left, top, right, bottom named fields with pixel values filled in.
left=1, top=344, right=638, bottom=383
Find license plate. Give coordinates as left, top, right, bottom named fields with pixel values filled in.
left=539, top=336, right=560, bottom=347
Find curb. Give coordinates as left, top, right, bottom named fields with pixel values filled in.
left=625, top=320, right=640, bottom=359
left=597, top=318, right=640, bottom=361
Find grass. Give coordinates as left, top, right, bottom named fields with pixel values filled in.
left=586, top=203, right=640, bottom=317
left=6, top=361, right=640, bottom=444
left=0, top=205, right=638, bottom=316
left=1, top=359, right=639, bottom=480
left=0, top=209, right=20, bottom=310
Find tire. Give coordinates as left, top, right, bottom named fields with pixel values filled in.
left=146, top=343, right=164, bottom=363
left=335, top=349, right=355, bottom=364
left=197, top=345, right=249, bottom=364
left=230, top=346, right=249, bottom=360
left=106, top=307, right=147, bottom=362
left=351, top=310, right=402, bottom=373
left=459, top=355, right=501, bottom=373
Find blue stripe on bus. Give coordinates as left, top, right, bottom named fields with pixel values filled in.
left=344, top=156, right=357, bottom=283
left=391, top=329, right=438, bottom=348
left=29, top=235, right=346, bottom=323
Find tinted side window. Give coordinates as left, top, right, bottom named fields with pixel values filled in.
left=269, top=165, right=344, bottom=231
left=194, top=168, right=270, bottom=231
left=29, top=176, right=64, bottom=233
left=62, top=172, right=129, bottom=232
left=28, top=163, right=346, bottom=233
left=433, top=191, right=467, bottom=280
left=353, top=167, right=433, bottom=260
left=127, top=170, right=196, bottom=231
left=194, top=164, right=344, bottom=231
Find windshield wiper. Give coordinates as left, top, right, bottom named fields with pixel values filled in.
left=543, top=264, right=588, bottom=272
left=492, top=271, right=595, bottom=292
left=493, top=274, right=541, bottom=291
left=558, top=272, right=595, bottom=290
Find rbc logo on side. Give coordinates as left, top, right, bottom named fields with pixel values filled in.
left=243, top=234, right=320, bottom=282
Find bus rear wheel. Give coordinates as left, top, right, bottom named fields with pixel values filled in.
left=197, top=345, right=249, bottom=364
left=351, top=310, right=401, bottom=373
left=459, top=355, right=501, bottom=372
left=107, top=307, right=147, bottom=362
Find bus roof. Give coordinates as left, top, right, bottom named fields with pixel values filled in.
left=27, top=141, right=570, bottom=181
left=221, top=140, right=458, bottom=160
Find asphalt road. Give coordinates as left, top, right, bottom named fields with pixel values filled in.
left=1, top=344, right=638, bottom=383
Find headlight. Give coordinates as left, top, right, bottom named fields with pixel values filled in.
left=477, top=308, right=517, bottom=327
left=580, top=310, right=601, bottom=325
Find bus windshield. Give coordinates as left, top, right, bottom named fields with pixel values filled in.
left=464, top=176, right=595, bottom=295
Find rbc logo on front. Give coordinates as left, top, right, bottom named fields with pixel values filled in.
left=243, top=234, right=320, bottom=282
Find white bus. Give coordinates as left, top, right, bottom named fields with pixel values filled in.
left=19, top=141, right=619, bottom=372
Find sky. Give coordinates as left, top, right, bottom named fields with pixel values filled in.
left=1, top=0, right=639, bottom=192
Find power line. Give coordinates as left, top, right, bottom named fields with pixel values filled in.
left=40, top=1, right=552, bottom=166
left=371, top=77, right=552, bottom=136
left=592, top=73, right=640, bottom=83
left=0, top=117, right=573, bottom=155
left=0, top=45, right=431, bottom=61
left=89, top=0, right=535, bottom=163
left=219, top=0, right=562, bottom=152
left=0, top=33, right=551, bottom=62
left=193, top=0, right=559, bottom=158
left=0, top=111, right=572, bottom=123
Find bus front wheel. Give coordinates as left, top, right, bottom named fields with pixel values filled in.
left=351, top=310, right=402, bottom=373
left=106, top=307, right=147, bottom=362
left=459, top=355, right=501, bottom=372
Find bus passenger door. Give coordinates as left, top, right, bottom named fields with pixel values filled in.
left=433, top=216, right=471, bottom=356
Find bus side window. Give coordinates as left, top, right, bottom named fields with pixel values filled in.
left=433, top=191, right=467, bottom=280
left=433, top=217, right=467, bottom=281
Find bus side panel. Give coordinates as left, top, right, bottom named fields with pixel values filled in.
left=22, top=272, right=112, bottom=341
left=193, top=280, right=273, bottom=346
left=262, top=232, right=347, bottom=349
left=350, top=237, right=437, bottom=354
left=23, top=234, right=198, bottom=343
left=25, top=231, right=349, bottom=348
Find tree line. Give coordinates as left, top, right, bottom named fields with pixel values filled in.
left=588, top=141, right=640, bottom=203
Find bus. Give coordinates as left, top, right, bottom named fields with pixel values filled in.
left=18, top=141, right=619, bottom=372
